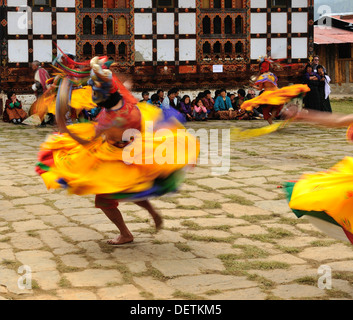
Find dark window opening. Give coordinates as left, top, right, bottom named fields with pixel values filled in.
left=225, top=0, right=232, bottom=8
left=95, top=42, right=104, bottom=55
left=107, top=42, right=116, bottom=55
left=118, top=42, right=127, bottom=56
left=214, top=41, right=221, bottom=54
left=203, top=42, right=211, bottom=54
left=83, top=0, right=91, bottom=8
left=95, top=0, right=103, bottom=8
left=235, top=16, right=243, bottom=34
left=214, top=16, right=222, bottom=34
left=225, top=41, right=232, bottom=54
left=83, top=43, right=92, bottom=55
left=202, top=16, right=211, bottom=34
left=235, top=41, right=243, bottom=53
left=83, top=16, right=91, bottom=35
left=95, top=16, right=104, bottom=35
left=213, top=0, right=221, bottom=8
left=225, top=16, right=232, bottom=34
left=107, top=16, right=114, bottom=35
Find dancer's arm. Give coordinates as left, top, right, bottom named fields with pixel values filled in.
left=294, top=109, right=353, bottom=128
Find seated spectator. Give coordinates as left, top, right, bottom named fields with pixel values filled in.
left=148, top=93, right=161, bottom=107
left=156, top=89, right=164, bottom=105
left=233, top=89, right=247, bottom=109
left=140, top=91, right=150, bottom=103
left=172, top=87, right=181, bottom=110
left=246, top=89, right=263, bottom=119
left=202, top=90, right=215, bottom=119
left=161, top=88, right=178, bottom=110
left=193, top=97, right=207, bottom=121
left=3, top=92, right=27, bottom=124
left=213, top=89, right=221, bottom=101
left=214, top=89, right=237, bottom=120
left=179, top=95, right=193, bottom=121
left=246, top=88, right=256, bottom=100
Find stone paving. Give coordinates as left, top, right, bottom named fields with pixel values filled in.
left=1, top=119, right=353, bottom=300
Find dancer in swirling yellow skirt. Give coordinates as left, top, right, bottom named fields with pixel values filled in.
left=35, top=55, right=200, bottom=245
left=283, top=107, right=353, bottom=244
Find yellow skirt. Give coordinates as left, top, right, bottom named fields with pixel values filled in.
left=36, top=102, right=200, bottom=198
left=286, top=157, right=353, bottom=240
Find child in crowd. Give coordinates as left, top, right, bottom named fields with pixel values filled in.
left=193, top=97, right=207, bottom=121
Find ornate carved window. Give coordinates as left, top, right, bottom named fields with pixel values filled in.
left=203, top=42, right=211, bottom=55
left=225, top=41, right=232, bottom=54
left=235, top=41, right=243, bottom=53
left=107, top=42, right=116, bottom=55
left=202, top=16, right=211, bottom=34
left=95, top=16, right=103, bottom=35
left=225, top=16, right=232, bottom=34
left=83, top=43, right=92, bottom=55
left=225, top=0, right=232, bottom=8
left=214, top=0, right=221, bottom=8
left=83, top=0, right=91, bottom=8
left=107, top=16, right=115, bottom=35
left=214, top=16, right=221, bottom=34
left=95, top=0, right=103, bottom=8
left=95, top=42, right=104, bottom=55
left=83, top=16, right=92, bottom=35
left=117, top=16, right=127, bottom=35
left=214, top=41, right=221, bottom=54
left=235, top=16, right=243, bottom=34
left=118, top=42, right=127, bottom=57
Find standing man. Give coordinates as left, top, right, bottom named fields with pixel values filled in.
left=31, top=60, right=53, bottom=126
left=32, top=60, right=50, bottom=97
left=312, top=55, right=326, bottom=73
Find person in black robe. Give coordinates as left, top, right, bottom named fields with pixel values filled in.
left=303, top=64, right=322, bottom=111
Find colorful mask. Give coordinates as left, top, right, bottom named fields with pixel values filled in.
left=88, top=56, right=117, bottom=105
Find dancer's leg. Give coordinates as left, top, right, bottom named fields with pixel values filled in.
left=100, top=207, right=134, bottom=244
left=96, top=195, right=133, bottom=245
left=135, top=200, right=163, bottom=230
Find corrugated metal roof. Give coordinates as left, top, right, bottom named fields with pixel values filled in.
left=331, top=14, right=353, bottom=24
left=314, top=25, right=353, bottom=44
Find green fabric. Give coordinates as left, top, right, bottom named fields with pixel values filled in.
left=14, top=101, right=20, bottom=107
left=109, top=170, right=185, bottom=200
left=35, top=162, right=50, bottom=172
left=9, top=102, right=15, bottom=109
left=283, top=181, right=340, bottom=227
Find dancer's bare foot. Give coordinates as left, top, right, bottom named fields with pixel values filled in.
left=107, top=234, right=134, bottom=245
left=153, top=214, right=163, bottom=231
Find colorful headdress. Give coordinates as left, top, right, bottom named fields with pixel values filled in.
left=88, top=56, right=137, bottom=107
left=255, top=72, right=278, bottom=87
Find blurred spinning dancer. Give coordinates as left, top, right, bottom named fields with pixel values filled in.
left=35, top=54, right=199, bottom=245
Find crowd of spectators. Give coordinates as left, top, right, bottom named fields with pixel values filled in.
left=1, top=54, right=332, bottom=126
left=142, top=87, right=264, bottom=122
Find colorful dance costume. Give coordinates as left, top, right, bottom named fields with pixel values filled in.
left=241, top=58, right=310, bottom=118
left=284, top=127, right=353, bottom=244
left=35, top=55, right=199, bottom=208
left=231, top=58, right=310, bottom=141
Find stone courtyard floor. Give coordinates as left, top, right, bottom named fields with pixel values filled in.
left=1, top=119, right=353, bottom=300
